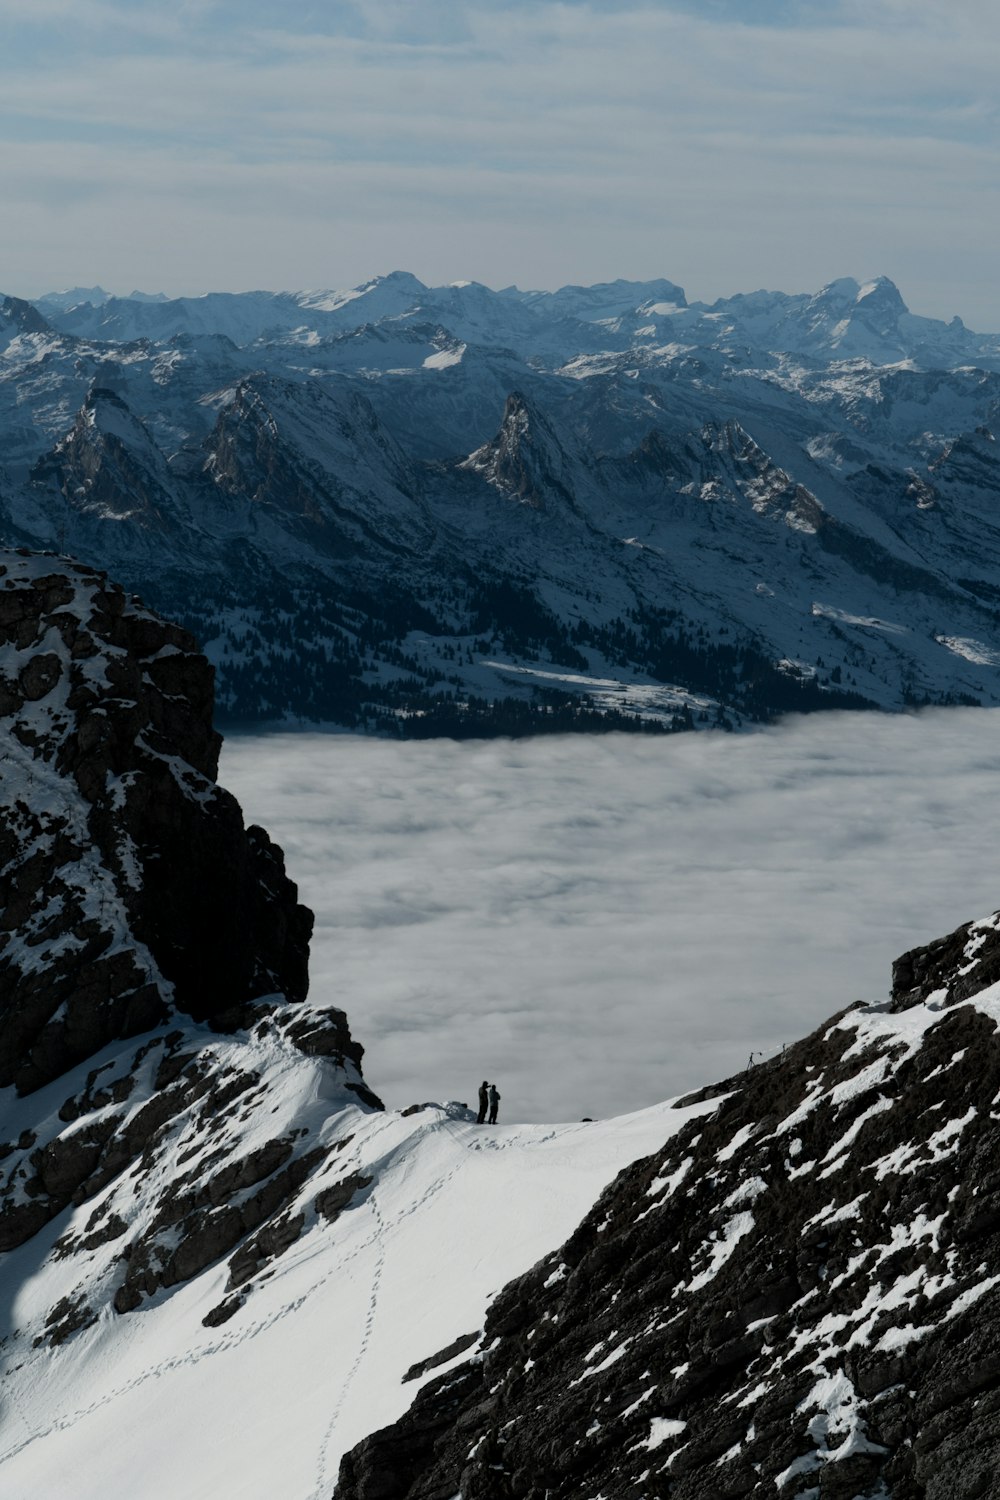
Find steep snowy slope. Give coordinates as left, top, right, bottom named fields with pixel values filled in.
left=0, top=1076, right=711, bottom=1500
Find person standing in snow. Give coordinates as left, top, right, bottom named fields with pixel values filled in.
left=477, top=1080, right=489, bottom=1124
left=488, top=1082, right=500, bottom=1125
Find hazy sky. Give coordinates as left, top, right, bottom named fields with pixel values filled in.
left=2, top=0, right=998, bottom=325
left=222, top=709, right=1000, bottom=1124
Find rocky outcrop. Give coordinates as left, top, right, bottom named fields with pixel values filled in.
left=460, top=391, right=579, bottom=511
left=0, top=550, right=312, bottom=1093
left=0, top=294, right=53, bottom=343
left=891, top=911, right=1000, bottom=1012
left=30, top=387, right=178, bottom=535
left=335, top=910, right=1000, bottom=1499
left=200, top=374, right=431, bottom=557
left=0, top=550, right=378, bottom=1323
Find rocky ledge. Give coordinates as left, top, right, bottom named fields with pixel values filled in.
left=336, top=910, right=1000, bottom=1500
left=0, top=550, right=380, bottom=1332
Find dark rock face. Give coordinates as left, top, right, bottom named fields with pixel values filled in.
left=335, top=912, right=1000, bottom=1499
left=0, top=550, right=311, bottom=1094
left=460, top=391, right=578, bottom=511
left=0, top=550, right=379, bottom=1327
left=891, top=912, right=1000, bottom=1011
left=199, top=374, right=430, bottom=558
left=30, top=388, right=177, bottom=535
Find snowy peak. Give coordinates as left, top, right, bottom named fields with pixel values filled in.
left=295, top=270, right=428, bottom=322
left=47, top=291, right=306, bottom=346
left=810, top=274, right=862, bottom=309
left=752, top=274, right=915, bottom=359
left=0, top=294, right=55, bottom=350
left=846, top=275, right=911, bottom=344
left=34, top=285, right=113, bottom=313
left=0, top=549, right=377, bottom=1341
left=806, top=274, right=909, bottom=326
left=519, top=276, right=688, bottom=323
left=856, top=273, right=909, bottom=319
left=361, top=269, right=427, bottom=298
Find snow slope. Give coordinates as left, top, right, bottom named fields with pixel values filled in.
left=0, top=1076, right=714, bottom=1499
left=0, top=551, right=722, bottom=1496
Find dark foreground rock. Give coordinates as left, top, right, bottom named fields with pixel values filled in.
left=0, top=550, right=379, bottom=1323
left=0, top=550, right=313, bottom=1093
left=335, top=912, right=1000, bottom=1499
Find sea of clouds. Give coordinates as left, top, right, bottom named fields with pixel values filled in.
left=220, top=709, right=1000, bottom=1123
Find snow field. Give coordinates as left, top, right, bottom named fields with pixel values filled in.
left=0, top=1080, right=714, bottom=1499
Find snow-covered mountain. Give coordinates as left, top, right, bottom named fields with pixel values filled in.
left=7, top=552, right=1000, bottom=1498
left=5, top=270, right=1000, bottom=731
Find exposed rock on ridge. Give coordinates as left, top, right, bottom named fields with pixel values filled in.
left=461, top=391, right=579, bottom=511
left=30, top=387, right=178, bottom=537
left=335, top=908, right=1000, bottom=1499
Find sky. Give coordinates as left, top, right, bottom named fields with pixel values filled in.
left=1, top=0, right=999, bottom=325
left=222, top=707, right=1000, bottom=1124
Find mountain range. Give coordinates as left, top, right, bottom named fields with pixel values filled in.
left=4, top=271, right=1000, bottom=731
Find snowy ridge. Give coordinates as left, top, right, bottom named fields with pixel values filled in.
left=0, top=1069, right=711, bottom=1498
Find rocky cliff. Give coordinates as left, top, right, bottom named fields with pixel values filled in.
left=335, top=913, right=1000, bottom=1499
left=0, top=549, right=378, bottom=1332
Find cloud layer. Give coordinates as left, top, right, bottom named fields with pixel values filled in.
left=221, top=709, right=1000, bottom=1123
left=2, top=1, right=999, bottom=323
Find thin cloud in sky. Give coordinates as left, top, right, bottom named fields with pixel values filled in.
left=0, top=0, right=998, bottom=320
left=222, top=710, right=1000, bottom=1125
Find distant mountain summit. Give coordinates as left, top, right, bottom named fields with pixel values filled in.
left=3, top=269, right=1000, bottom=731
left=34, top=285, right=113, bottom=312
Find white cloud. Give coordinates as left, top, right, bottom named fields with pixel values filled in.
left=221, top=708, right=1000, bottom=1124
